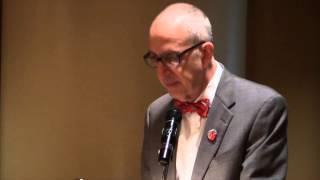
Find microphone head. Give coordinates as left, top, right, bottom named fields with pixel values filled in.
left=166, top=108, right=182, bottom=122
left=158, top=107, right=182, bottom=166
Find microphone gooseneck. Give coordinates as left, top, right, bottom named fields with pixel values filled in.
left=158, top=107, right=182, bottom=166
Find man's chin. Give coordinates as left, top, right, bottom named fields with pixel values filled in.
left=167, top=89, right=197, bottom=102
left=164, top=84, right=187, bottom=100
left=167, top=91, right=185, bottom=101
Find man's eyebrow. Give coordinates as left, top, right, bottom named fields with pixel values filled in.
left=149, top=50, right=180, bottom=56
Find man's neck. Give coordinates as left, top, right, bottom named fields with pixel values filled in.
left=183, top=60, right=217, bottom=102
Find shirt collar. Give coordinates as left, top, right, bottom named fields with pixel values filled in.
left=195, top=61, right=224, bottom=106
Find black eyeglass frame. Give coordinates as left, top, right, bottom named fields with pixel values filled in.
left=143, top=41, right=207, bottom=68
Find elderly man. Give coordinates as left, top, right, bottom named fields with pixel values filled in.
left=141, top=3, right=288, bottom=180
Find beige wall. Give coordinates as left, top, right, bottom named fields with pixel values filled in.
left=0, top=0, right=237, bottom=179
left=0, top=1, right=166, bottom=179
left=2, top=0, right=318, bottom=180
left=246, top=0, right=320, bottom=179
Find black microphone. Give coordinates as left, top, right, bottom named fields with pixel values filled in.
left=158, top=108, right=182, bottom=166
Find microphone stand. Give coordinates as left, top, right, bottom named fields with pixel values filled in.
left=162, top=165, right=169, bottom=180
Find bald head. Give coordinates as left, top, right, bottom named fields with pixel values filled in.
left=150, top=3, right=213, bottom=45
left=146, top=3, right=216, bottom=101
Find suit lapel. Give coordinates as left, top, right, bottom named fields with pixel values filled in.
left=191, top=70, right=235, bottom=180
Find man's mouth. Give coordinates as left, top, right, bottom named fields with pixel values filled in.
left=163, top=78, right=179, bottom=87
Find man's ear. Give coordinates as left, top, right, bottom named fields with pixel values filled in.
left=201, top=42, right=214, bottom=69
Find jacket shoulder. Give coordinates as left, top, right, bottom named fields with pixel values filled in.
left=149, top=93, right=172, bottom=110
left=232, top=73, right=286, bottom=104
left=145, top=94, right=172, bottom=127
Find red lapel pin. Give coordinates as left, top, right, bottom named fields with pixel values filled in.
left=207, top=129, right=217, bottom=143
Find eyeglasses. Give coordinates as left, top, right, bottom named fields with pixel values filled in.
left=143, top=41, right=206, bottom=68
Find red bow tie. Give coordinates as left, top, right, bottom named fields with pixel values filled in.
left=174, top=98, right=210, bottom=118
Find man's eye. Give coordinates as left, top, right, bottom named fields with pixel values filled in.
left=163, top=54, right=179, bottom=62
left=148, top=53, right=158, bottom=59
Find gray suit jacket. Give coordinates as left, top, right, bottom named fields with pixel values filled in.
left=142, top=70, right=288, bottom=180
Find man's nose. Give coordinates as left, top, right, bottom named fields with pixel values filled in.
left=157, top=62, right=172, bottom=75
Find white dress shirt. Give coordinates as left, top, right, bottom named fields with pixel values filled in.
left=176, top=62, right=223, bottom=180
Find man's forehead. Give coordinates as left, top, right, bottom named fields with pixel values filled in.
left=148, top=26, right=191, bottom=52
left=149, top=17, right=190, bottom=43
left=151, top=9, right=191, bottom=30
left=149, top=27, right=187, bottom=43
left=147, top=36, right=182, bottom=55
